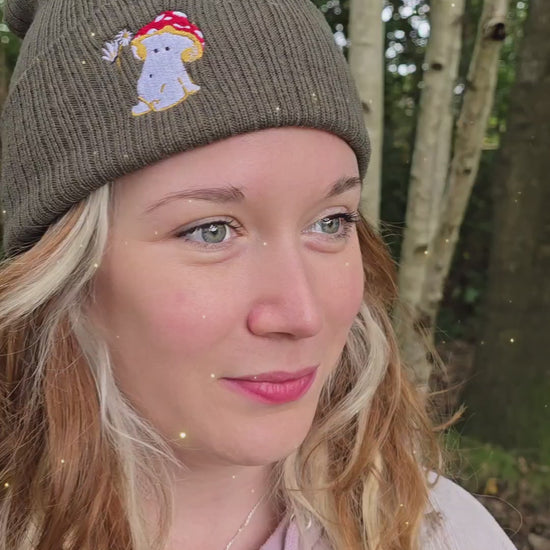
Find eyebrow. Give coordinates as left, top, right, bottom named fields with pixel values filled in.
left=142, top=175, right=362, bottom=216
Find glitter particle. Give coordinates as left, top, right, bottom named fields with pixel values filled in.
left=61, top=459, right=65, bottom=464
left=93, top=263, right=99, bottom=268
left=202, top=314, right=207, bottom=319
left=91, top=32, right=96, bottom=37
left=510, top=338, right=515, bottom=343
left=82, top=60, right=86, bottom=65
left=3, top=483, right=9, bottom=488
left=263, top=242, right=268, bottom=246
left=179, top=432, right=187, bottom=439
left=210, top=373, right=216, bottom=378
left=232, top=475, right=236, bottom=479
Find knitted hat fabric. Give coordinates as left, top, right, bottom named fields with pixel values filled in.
left=0, top=0, right=370, bottom=257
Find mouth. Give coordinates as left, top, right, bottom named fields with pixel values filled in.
left=220, top=366, right=318, bottom=405
left=222, top=365, right=318, bottom=383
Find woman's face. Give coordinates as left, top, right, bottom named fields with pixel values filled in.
left=91, top=127, right=364, bottom=466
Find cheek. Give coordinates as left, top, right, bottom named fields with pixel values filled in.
left=143, top=283, right=238, bottom=356
left=324, top=248, right=365, bottom=324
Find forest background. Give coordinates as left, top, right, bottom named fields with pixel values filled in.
left=0, top=1, right=548, bottom=548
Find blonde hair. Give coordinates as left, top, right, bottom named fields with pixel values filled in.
left=0, top=184, right=453, bottom=550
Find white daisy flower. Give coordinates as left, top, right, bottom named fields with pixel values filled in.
left=101, top=40, right=119, bottom=63
left=115, top=29, right=133, bottom=47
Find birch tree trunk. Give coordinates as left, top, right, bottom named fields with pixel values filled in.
left=418, top=0, right=509, bottom=341
left=348, top=0, right=384, bottom=228
left=430, top=9, right=464, bottom=241
left=395, top=0, right=465, bottom=385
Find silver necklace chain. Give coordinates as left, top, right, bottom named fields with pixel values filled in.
left=223, top=490, right=269, bottom=550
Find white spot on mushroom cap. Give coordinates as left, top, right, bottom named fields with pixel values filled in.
left=196, top=30, right=203, bottom=38
left=174, top=23, right=184, bottom=28
left=155, top=15, right=164, bottom=22
left=147, top=28, right=156, bottom=34
left=165, top=16, right=173, bottom=20
left=173, top=11, right=188, bottom=17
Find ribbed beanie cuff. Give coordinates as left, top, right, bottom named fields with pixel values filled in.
left=1, top=0, right=370, bottom=257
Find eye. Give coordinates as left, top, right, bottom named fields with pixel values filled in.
left=175, top=220, right=242, bottom=248
left=309, top=211, right=361, bottom=239
left=315, top=216, right=342, bottom=234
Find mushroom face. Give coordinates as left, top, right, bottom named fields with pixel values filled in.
left=132, top=27, right=202, bottom=63
left=132, top=32, right=198, bottom=62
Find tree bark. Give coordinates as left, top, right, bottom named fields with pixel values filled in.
left=395, top=0, right=465, bottom=385
left=461, top=0, right=550, bottom=462
left=418, top=0, right=509, bottom=338
left=348, top=0, right=384, bottom=228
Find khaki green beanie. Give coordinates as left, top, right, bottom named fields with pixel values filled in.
left=0, top=0, right=370, bottom=257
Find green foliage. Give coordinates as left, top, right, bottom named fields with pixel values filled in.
left=444, top=428, right=550, bottom=504
left=0, top=7, right=22, bottom=70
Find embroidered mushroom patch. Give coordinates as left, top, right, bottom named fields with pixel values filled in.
left=102, top=10, right=205, bottom=116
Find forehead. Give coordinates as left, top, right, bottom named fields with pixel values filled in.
left=113, top=127, right=360, bottom=207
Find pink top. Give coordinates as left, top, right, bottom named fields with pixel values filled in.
left=259, top=474, right=517, bottom=550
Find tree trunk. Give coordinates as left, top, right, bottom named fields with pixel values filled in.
left=418, top=0, right=509, bottom=338
left=461, top=0, right=550, bottom=463
left=348, top=0, right=384, bottom=228
left=395, top=0, right=465, bottom=385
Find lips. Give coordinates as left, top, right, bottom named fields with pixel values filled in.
left=223, top=365, right=318, bottom=383
left=220, top=368, right=318, bottom=404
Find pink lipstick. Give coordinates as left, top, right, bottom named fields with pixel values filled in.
left=220, top=366, right=318, bottom=404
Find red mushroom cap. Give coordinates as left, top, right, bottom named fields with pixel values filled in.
left=134, top=10, right=205, bottom=48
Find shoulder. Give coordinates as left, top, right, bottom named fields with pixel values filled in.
left=420, top=472, right=517, bottom=550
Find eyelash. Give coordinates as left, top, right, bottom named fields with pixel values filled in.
left=175, top=210, right=361, bottom=249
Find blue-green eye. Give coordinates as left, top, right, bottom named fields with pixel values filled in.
left=176, top=221, right=238, bottom=247
left=196, top=223, right=228, bottom=244
left=310, top=212, right=360, bottom=238
left=315, top=217, right=342, bottom=234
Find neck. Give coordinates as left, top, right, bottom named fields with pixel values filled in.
left=162, top=460, right=283, bottom=550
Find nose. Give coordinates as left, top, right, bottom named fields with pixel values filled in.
left=246, top=242, right=323, bottom=339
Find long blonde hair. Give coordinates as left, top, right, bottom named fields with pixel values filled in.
left=0, top=183, right=452, bottom=550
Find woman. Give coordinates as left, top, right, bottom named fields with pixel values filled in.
left=0, top=1, right=516, bottom=549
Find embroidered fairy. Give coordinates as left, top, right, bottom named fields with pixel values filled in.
left=102, top=11, right=205, bottom=116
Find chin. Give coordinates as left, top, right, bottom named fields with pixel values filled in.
left=225, top=426, right=313, bottom=466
